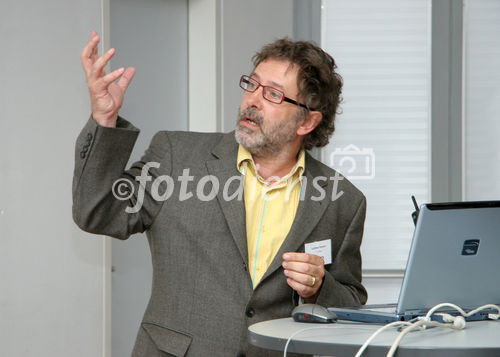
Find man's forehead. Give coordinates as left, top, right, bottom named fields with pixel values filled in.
left=250, top=72, right=285, bottom=91
left=251, top=60, right=298, bottom=90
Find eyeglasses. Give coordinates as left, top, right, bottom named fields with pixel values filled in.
left=239, top=75, right=315, bottom=111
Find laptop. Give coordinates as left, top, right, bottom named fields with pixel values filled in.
left=329, top=200, right=500, bottom=323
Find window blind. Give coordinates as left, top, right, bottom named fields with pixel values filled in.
left=321, top=0, right=431, bottom=270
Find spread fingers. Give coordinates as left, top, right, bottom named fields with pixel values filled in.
left=89, top=48, right=116, bottom=80
left=99, top=67, right=125, bottom=89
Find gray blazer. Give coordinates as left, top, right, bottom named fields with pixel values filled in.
left=73, top=117, right=367, bottom=357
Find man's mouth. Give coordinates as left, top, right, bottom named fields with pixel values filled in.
left=243, top=116, right=259, bottom=126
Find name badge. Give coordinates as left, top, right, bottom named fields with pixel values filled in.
left=305, top=239, right=332, bottom=265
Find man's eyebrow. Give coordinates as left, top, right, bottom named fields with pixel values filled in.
left=250, top=72, right=285, bottom=91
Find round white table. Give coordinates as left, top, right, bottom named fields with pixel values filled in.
left=249, top=317, right=500, bottom=356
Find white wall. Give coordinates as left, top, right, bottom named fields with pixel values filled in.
left=220, top=0, right=294, bottom=132
left=0, top=1, right=109, bottom=356
left=109, top=1, right=189, bottom=356
left=188, top=0, right=294, bottom=132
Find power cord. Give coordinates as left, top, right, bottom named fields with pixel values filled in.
left=354, top=321, right=413, bottom=357
left=386, top=318, right=465, bottom=357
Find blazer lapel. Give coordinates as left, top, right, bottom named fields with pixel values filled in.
left=205, top=133, right=248, bottom=267
left=205, top=137, right=335, bottom=285
left=259, top=154, right=332, bottom=285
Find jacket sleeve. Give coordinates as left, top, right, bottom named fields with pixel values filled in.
left=72, top=116, right=172, bottom=239
left=315, top=196, right=368, bottom=307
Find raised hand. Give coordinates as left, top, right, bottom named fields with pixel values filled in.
left=80, top=31, right=136, bottom=127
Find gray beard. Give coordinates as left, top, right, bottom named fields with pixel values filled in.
left=235, top=107, right=298, bottom=157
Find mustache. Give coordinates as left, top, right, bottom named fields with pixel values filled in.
left=239, top=108, right=263, bottom=126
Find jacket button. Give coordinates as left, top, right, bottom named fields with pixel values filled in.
left=80, top=151, right=86, bottom=159
left=237, top=353, right=246, bottom=357
left=245, top=307, right=255, bottom=318
left=87, top=133, right=93, bottom=140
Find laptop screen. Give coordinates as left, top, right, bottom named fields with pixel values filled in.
left=397, top=201, right=500, bottom=314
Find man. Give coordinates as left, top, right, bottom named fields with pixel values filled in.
left=74, top=31, right=367, bottom=356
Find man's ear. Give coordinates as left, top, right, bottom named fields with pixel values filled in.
left=296, top=111, right=322, bottom=136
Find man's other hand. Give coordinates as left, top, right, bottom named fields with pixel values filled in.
left=80, top=31, right=136, bottom=127
left=282, top=252, right=325, bottom=301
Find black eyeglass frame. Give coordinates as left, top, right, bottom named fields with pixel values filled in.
left=239, top=75, right=316, bottom=111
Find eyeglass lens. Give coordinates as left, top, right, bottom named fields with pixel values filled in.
left=240, top=76, right=283, bottom=104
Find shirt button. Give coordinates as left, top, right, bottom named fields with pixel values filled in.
left=245, top=307, right=255, bottom=318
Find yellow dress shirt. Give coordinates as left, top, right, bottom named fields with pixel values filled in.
left=237, top=145, right=305, bottom=288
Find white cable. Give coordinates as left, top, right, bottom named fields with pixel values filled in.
left=436, top=314, right=466, bottom=329
left=387, top=302, right=499, bottom=356
left=353, top=321, right=413, bottom=357
left=425, top=302, right=467, bottom=319
left=354, top=302, right=500, bottom=357
left=386, top=319, right=466, bottom=357
left=283, top=326, right=335, bottom=357
left=465, top=304, right=500, bottom=319
left=283, top=324, right=374, bottom=357
left=425, top=303, right=500, bottom=321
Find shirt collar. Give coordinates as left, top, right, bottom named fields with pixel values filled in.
left=237, top=145, right=305, bottom=184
